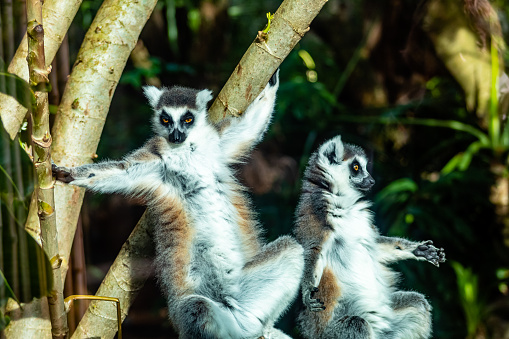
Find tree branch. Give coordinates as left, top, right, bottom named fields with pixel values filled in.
left=50, top=0, right=159, bottom=284
left=208, top=0, right=328, bottom=123
left=71, top=213, right=153, bottom=339
left=0, top=0, right=83, bottom=140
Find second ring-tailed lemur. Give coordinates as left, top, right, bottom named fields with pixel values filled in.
left=293, top=135, right=445, bottom=339
left=53, top=70, right=305, bottom=339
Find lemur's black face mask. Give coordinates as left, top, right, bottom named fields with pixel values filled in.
left=160, top=110, right=195, bottom=144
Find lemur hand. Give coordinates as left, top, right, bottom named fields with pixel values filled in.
left=303, top=286, right=325, bottom=312
left=52, top=163, right=75, bottom=183
left=413, top=240, right=446, bottom=267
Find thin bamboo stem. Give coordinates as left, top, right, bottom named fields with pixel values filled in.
left=26, top=1, right=68, bottom=337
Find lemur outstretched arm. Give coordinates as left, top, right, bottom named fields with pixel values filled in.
left=376, top=236, right=446, bottom=267
left=53, top=138, right=163, bottom=196
left=218, top=69, right=279, bottom=162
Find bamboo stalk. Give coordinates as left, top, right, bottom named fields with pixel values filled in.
left=26, top=2, right=68, bottom=337
left=0, top=0, right=83, bottom=140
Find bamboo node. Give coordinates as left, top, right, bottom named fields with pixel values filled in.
left=280, top=15, right=310, bottom=37
left=32, top=133, right=53, bottom=148
left=38, top=199, right=55, bottom=217
left=256, top=31, right=268, bottom=43
left=218, top=95, right=241, bottom=118
left=254, top=41, right=283, bottom=61
left=50, top=254, right=63, bottom=269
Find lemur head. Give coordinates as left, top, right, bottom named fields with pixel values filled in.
left=311, top=135, right=375, bottom=197
left=143, top=86, right=213, bottom=144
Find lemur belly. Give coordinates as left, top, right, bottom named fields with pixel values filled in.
left=185, top=180, right=246, bottom=300
left=155, top=153, right=247, bottom=301
left=326, top=209, right=393, bottom=318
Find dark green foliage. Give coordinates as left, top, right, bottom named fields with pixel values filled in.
left=0, top=59, right=35, bottom=110
left=0, top=119, right=53, bottom=331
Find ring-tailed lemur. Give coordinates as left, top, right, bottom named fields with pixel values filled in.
left=293, top=135, right=445, bottom=339
left=53, top=70, right=304, bottom=339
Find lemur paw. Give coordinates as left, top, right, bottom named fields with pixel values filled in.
left=413, top=240, right=446, bottom=267
left=304, top=286, right=325, bottom=312
left=268, top=68, right=280, bottom=87
left=52, top=164, right=75, bottom=183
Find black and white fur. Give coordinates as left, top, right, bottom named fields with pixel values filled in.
left=54, top=71, right=304, bottom=339
left=293, top=135, right=445, bottom=339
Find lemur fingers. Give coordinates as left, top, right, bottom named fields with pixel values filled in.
left=304, top=287, right=326, bottom=312
left=52, top=164, right=75, bottom=183
left=413, top=241, right=446, bottom=267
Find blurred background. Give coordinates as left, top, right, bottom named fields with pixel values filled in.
left=2, top=0, right=509, bottom=337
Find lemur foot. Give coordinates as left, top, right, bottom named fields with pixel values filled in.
left=52, top=163, right=75, bottom=183
left=304, top=287, right=325, bottom=312
left=413, top=241, right=446, bottom=267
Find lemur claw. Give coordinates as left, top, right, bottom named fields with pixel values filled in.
left=52, top=164, right=75, bottom=183
left=413, top=241, right=446, bottom=267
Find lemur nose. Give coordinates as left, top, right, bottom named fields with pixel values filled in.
left=169, top=131, right=186, bottom=144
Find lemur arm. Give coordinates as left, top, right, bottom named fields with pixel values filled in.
left=218, top=70, right=279, bottom=162
left=53, top=138, right=163, bottom=195
left=301, top=245, right=327, bottom=312
left=376, top=236, right=446, bottom=267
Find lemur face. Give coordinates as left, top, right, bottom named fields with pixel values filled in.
left=143, top=85, right=213, bottom=145
left=157, top=107, right=196, bottom=144
left=318, top=135, right=375, bottom=195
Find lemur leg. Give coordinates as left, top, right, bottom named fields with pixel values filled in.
left=377, top=236, right=446, bottom=267
left=176, top=294, right=245, bottom=339
left=389, top=291, right=432, bottom=339
left=234, top=235, right=304, bottom=337
left=219, top=69, right=280, bottom=161
left=320, top=315, right=374, bottom=339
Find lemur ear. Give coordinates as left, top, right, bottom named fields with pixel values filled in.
left=143, top=86, right=163, bottom=108
left=196, top=89, right=213, bottom=111
left=319, top=135, right=344, bottom=165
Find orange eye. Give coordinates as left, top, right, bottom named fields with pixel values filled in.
left=185, top=118, right=193, bottom=123
left=162, top=118, right=169, bottom=123
left=354, top=164, right=359, bottom=171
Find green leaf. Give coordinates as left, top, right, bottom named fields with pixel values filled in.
left=0, top=309, right=10, bottom=332
left=451, top=261, right=483, bottom=336
left=441, top=153, right=463, bottom=175
left=0, top=72, right=36, bottom=110
left=375, top=178, right=418, bottom=204
left=0, top=269, right=20, bottom=305
left=441, top=141, right=483, bottom=174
